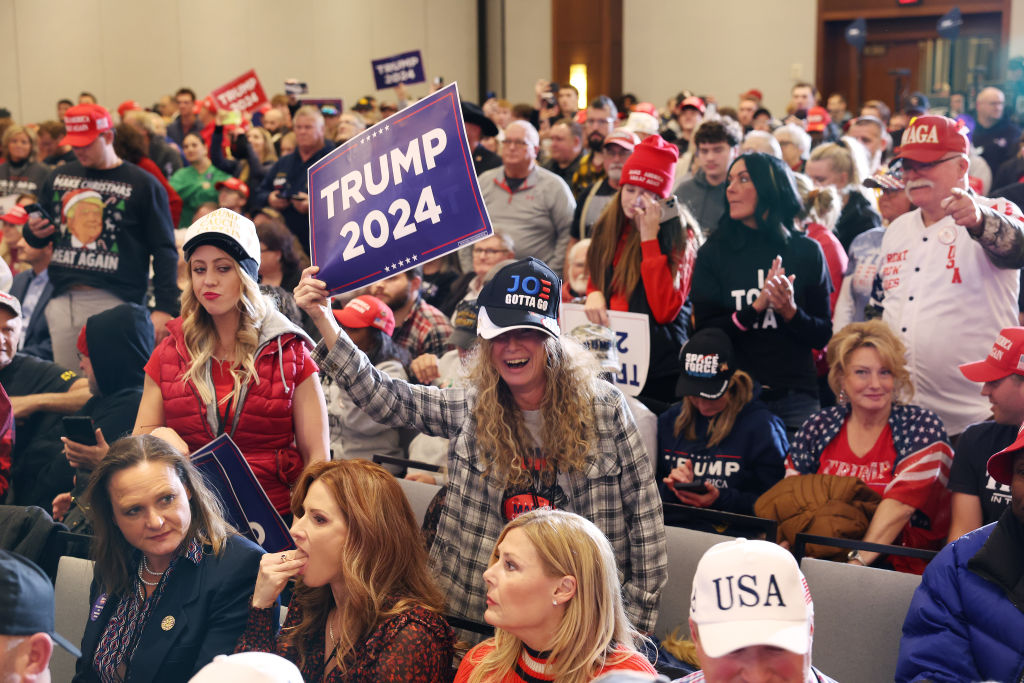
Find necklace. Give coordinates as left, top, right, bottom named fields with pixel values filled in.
left=327, top=613, right=338, bottom=652
left=138, top=555, right=166, bottom=586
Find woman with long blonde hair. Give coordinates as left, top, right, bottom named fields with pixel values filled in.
left=294, top=257, right=666, bottom=640
left=456, top=508, right=655, bottom=682
left=805, top=139, right=881, bottom=252
left=236, top=459, right=454, bottom=681
left=134, top=208, right=328, bottom=518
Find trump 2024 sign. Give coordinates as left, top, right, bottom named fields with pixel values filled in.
left=308, top=83, right=492, bottom=294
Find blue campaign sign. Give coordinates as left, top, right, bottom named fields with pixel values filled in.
left=191, top=434, right=295, bottom=553
left=308, top=82, right=493, bottom=294
left=371, top=50, right=426, bottom=90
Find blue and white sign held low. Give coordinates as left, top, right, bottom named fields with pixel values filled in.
left=371, top=50, right=426, bottom=90
left=309, top=82, right=493, bottom=294
left=560, top=303, right=650, bottom=397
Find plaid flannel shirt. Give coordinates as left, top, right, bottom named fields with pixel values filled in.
left=313, top=334, right=667, bottom=632
left=392, top=296, right=454, bottom=359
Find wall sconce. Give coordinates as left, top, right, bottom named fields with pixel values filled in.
left=569, top=64, right=588, bottom=110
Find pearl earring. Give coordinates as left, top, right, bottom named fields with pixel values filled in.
left=552, top=599, right=558, bottom=606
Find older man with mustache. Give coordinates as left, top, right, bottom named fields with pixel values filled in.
left=870, top=115, right=1024, bottom=440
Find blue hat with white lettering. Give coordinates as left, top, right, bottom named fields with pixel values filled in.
left=476, top=257, right=561, bottom=340
left=690, top=539, right=813, bottom=658
left=676, top=328, right=735, bottom=400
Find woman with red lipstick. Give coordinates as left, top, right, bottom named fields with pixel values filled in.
left=294, top=257, right=666, bottom=640
left=657, top=328, right=787, bottom=524
left=134, top=208, right=329, bottom=519
left=236, top=459, right=454, bottom=682
left=75, top=434, right=267, bottom=682
left=786, top=320, right=953, bottom=573
left=455, top=508, right=656, bottom=682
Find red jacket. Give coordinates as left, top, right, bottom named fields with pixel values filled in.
left=153, top=314, right=312, bottom=514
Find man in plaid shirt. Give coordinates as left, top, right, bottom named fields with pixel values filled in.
left=369, top=265, right=454, bottom=359
left=297, top=258, right=667, bottom=635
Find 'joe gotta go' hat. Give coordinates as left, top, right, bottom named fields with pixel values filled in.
left=182, top=208, right=261, bottom=282
left=0, top=550, right=81, bottom=657
left=690, top=539, right=813, bottom=658
left=476, top=257, right=561, bottom=340
left=676, top=328, right=736, bottom=400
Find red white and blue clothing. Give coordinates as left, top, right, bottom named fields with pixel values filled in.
left=786, top=403, right=952, bottom=573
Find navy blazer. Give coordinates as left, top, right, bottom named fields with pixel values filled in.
left=9, top=269, right=53, bottom=361
left=74, top=534, right=269, bottom=683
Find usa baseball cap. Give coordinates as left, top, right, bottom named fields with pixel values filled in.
left=332, top=295, right=395, bottom=336
left=988, top=425, right=1024, bottom=486
left=675, top=328, right=736, bottom=400
left=61, top=104, right=114, bottom=146
left=959, top=327, right=1024, bottom=383
left=476, top=258, right=560, bottom=340
left=183, top=208, right=261, bottom=282
left=0, top=291, right=21, bottom=318
left=0, top=551, right=81, bottom=657
left=895, top=115, right=969, bottom=163
left=690, top=539, right=813, bottom=658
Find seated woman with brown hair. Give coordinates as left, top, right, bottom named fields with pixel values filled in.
left=785, top=320, right=953, bottom=573
left=75, top=434, right=266, bottom=682
left=236, top=459, right=455, bottom=682
left=455, top=508, right=656, bottom=683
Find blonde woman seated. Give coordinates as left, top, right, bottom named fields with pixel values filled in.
left=236, top=459, right=454, bottom=682
left=786, top=320, right=953, bottom=573
left=455, top=508, right=657, bottom=683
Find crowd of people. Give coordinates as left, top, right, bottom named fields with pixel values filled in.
left=2, top=70, right=1024, bottom=682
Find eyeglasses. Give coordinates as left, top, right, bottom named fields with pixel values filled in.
left=899, top=156, right=959, bottom=174
left=473, top=247, right=507, bottom=256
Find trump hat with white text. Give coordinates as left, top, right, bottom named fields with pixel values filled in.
left=476, top=257, right=561, bottom=340
left=959, top=327, right=1024, bottom=383
left=620, top=135, right=679, bottom=199
left=182, top=208, right=261, bottom=282
left=60, top=104, right=114, bottom=147
left=690, top=538, right=813, bottom=658
left=894, top=115, right=969, bottom=163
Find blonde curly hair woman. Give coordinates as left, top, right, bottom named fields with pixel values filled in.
left=295, top=257, right=667, bottom=638
left=134, top=208, right=328, bottom=517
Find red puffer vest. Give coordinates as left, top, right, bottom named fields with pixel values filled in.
left=155, top=316, right=312, bottom=514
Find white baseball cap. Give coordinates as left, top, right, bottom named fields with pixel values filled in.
left=182, top=208, right=261, bottom=281
left=690, top=539, right=813, bottom=658
left=189, top=653, right=302, bottom=683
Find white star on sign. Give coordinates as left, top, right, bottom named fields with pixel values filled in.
left=384, top=265, right=390, bottom=272
left=385, top=125, right=390, bottom=131
left=391, top=263, right=397, bottom=270
left=412, top=254, right=418, bottom=261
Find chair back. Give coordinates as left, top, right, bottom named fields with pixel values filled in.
left=801, top=557, right=922, bottom=682
left=397, top=478, right=442, bottom=526
left=52, top=556, right=95, bottom=683
left=653, top=525, right=734, bottom=641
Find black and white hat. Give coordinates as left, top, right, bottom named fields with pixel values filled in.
left=476, top=258, right=561, bottom=339
left=675, top=328, right=736, bottom=400
left=182, top=208, right=261, bottom=282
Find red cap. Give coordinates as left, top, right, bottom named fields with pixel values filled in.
left=988, top=426, right=1024, bottom=486
left=77, top=324, right=89, bottom=358
left=741, top=89, right=764, bottom=103
left=679, top=96, right=706, bottom=114
left=958, top=327, right=1024, bottom=383
left=117, top=100, right=142, bottom=119
left=61, top=104, right=114, bottom=146
left=806, top=106, right=831, bottom=133
left=603, top=128, right=639, bottom=152
left=215, top=177, right=250, bottom=199
left=195, top=97, right=217, bottom=115
left=895, top=115, right=969, bottom=163
left=0, top=205, right=28, bottom=226
left=332, top=295, right=395, bottom=336
left=632, top=102, right=659, bottom=118
left=620, top=135, right=679, bottom=198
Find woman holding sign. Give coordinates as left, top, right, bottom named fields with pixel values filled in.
left=134, top=208, right=329, bottom=518
left=583, top=135, right=702, bottom=412
left=295, top=257, right=666, bottom=638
